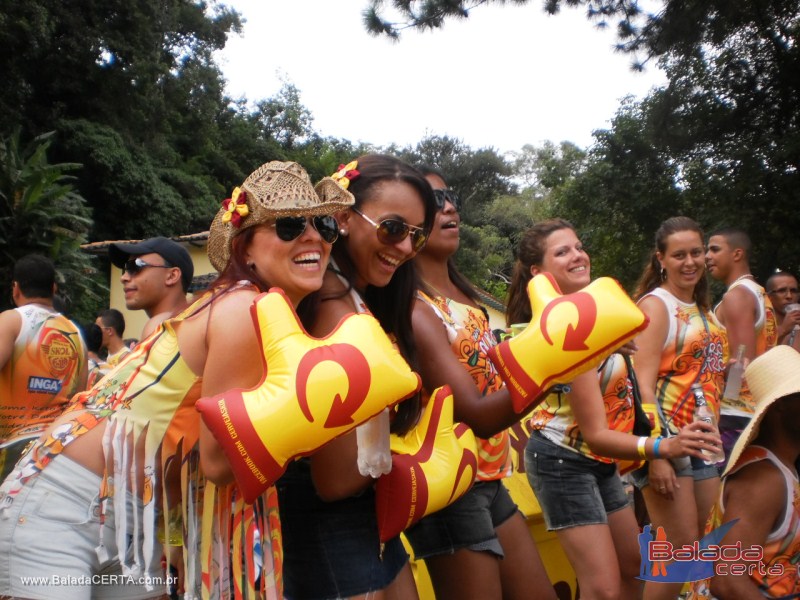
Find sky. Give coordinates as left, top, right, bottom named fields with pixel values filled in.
left=216, top=0, right=667, bottom=154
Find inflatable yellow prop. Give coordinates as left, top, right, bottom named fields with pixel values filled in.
left=488, top=273, right=649, bottom=413
left=375, top=386, right=478, bottom=543
left=196, top=289, right=422, bottom=503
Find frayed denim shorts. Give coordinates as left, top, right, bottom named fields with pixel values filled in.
left=277, top=460, right=408, bottom=600
left=0, top=455, right=163, bottom=600
left=526, top=430, right=631, bottom=531
left=404, top=479, right=519, bottom=559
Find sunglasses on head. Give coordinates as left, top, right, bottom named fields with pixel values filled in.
left=272, top=215, right=339, bottom=244
left=123, top=257, right=173, bottom=277
left=352, top=208, right=428, bottom=252
left=433, top=189, right=462, bottom=213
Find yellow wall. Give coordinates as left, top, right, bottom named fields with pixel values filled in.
left=108, top=242, right=216, bottom=341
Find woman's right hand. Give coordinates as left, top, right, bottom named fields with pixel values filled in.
left=664, top=420, right=722, bottom=461
left=648, top=458, right=678, bottom=500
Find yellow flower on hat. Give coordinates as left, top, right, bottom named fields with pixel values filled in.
left=330, top=161, right=360, bottom=190
left=221, top=187, right=249, bottom=227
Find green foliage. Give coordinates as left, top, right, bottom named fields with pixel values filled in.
left=398, top=134, right=515, bottom=224
left=0, top=130, right=104, bottom=317
left=511, top=141, right=587, bottom=193
left=254, top=79, right=315, bottom=151
left=2, top=0, right=799, bottom=319
left=0, top=0, right=242, bottom=138
left=455, top=223, right=515, bottom=296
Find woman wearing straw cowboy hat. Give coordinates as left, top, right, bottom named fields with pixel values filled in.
left=688, top=344, right=800, bottom=599
left=0, top=161, right=353, bottom=600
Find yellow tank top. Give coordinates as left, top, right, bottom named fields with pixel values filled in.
left=0, top=284, right=281, bottom=599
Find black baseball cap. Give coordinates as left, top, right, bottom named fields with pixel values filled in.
left=109, top=237, right=194, bottom=292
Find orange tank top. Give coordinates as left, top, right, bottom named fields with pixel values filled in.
left=418, top=291, right=512, bottom=481
left=0, top=304, right=86, bottom=446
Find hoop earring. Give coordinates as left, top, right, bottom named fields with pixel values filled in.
left=660, top=267, right=667, bottom=281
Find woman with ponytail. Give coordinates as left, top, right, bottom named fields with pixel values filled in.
left=631, top=216, right=726, bottom=600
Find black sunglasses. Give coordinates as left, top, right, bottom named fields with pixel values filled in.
left=272, top=215, right=339, bottom=244
left=352, top=208, right=428, bottom=252
left=433, top=189, right=462, bottom=213
left=123, top=257, right=173, bottom=276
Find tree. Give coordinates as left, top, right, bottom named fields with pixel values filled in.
left=511, top=141, right=586, bottom=194
left=363, top=1, right=799, bottom=68
left=0, top=1, right=249, bottom=243
left=0, top=131, right=103, bottom=317
left=0, top=0, right=242, bottom=141
left=365, top=1, right=800, bottom=283
left=398, top=134, right=515, bottom=224
left=254, top=79, right=316, bottom=152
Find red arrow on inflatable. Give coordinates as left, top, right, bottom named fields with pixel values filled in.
left=296, top=344, right=372, bottom=427
left=540, top=292, right=597, bottom=351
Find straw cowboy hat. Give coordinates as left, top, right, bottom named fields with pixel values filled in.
left=724, top=345, right=800, bottom=475
left=208, top=161, right=354, bottom=272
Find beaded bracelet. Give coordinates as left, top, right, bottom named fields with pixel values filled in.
left=637, top=436, right=648, bottom=460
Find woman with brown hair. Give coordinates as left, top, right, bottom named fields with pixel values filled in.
left=277, top=154, right=436, bottom=600
left=0, top=161, right=352, bottom=600
left=631, top=216, right=726, bottom=600
left=505, top=218, right=717, bottom=600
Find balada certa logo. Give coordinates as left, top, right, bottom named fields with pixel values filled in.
left=638, top=520, right=787, bottom=583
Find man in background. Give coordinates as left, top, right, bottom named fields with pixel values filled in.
left=705, top=228, right=777, bottom=461
left=766, top=270, right=800, bottom=351
left=109, top=237, right=193, bottom=339
left=95, top=308, right=129, bottom=366
left=0, top=255, right=87, bottom=478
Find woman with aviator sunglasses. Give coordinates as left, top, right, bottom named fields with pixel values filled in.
left=403, top=168, right=555, bottom=600
left=276, top=154, right=436, bottom=600
left=0, top=161, right=353, bottom=600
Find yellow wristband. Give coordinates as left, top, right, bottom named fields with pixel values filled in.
left=637, top=436, right=648, bottom=460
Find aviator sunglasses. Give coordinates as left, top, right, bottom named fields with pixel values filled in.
left=433, top=189, right=462, bottom=213
left=352, top=208, right=428, bottom=252
left=272, top=215, right=339, bottom=244
left=123, top=257, right=173, bottom=276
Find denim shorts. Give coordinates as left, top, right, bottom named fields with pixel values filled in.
left=403, top=479, right=519, bottom=559
left=0, top=455, right=164, bottom=600
left=629, top=454, right=720, bottom=490
left=525, top=431, right=631, bottom=531
left=276, top=460, right=408, bottom=600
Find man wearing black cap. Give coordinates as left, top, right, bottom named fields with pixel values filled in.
left=109, top=237, right=194, bottom=338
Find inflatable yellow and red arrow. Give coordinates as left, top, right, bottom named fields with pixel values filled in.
left=375, top=385, right=478, bottom=543
left=196, top=288, right=422, bottom=502
left=488, top=273, right=649, bottom=413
